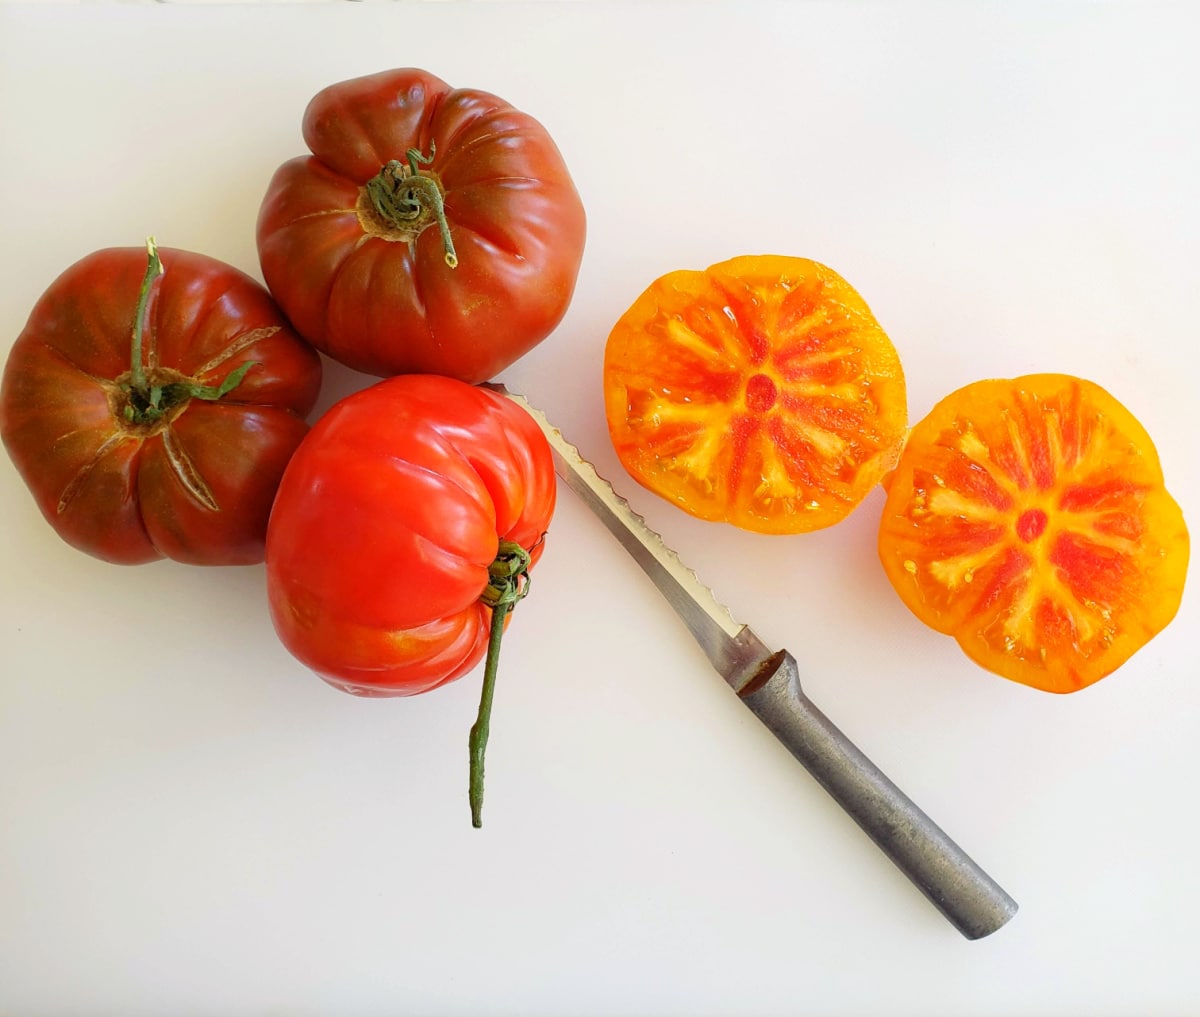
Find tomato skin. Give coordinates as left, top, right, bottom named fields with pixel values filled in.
left=256, top=68, right=586, bottom=383
left=265, top=375, right=556, bottom=697
left=878, top=374, right=1189, bottom=693
left=0, top=247, right=323, bottom=565
left=604, top=255, right=907, bottom=534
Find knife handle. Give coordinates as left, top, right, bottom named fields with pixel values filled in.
left=739, top=651, right=1018, bottom=940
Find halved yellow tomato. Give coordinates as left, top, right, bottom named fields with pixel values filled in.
left=603, top=255, right=907, bottom=534
left=878, top=374, right=1189, bottom=693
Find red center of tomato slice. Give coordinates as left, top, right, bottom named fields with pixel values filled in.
left=744, top=373, right=778, bottom=413
left=1015, top=507, right=1048, bottom=543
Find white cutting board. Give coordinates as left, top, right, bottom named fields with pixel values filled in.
left=1, top=2, right=1197, bottom=1014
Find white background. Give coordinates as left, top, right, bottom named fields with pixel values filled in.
left=2, top=2, right=1198, bottom=1015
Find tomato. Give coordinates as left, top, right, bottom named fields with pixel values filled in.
left=877, top=374, right=1189, bottom=693
left=603, top=255, right=908, bottom=534
left=265, top=374, right=555, bottom=695
left=265, top=375, right=556, bottom=825
left=256, top=68, right=587, bottom=383
left=0, top=240, right=322, bottom=566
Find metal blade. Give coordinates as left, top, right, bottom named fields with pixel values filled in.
left=491, top=385, right=775, bottom=693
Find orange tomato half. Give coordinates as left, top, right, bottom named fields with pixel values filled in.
left=603, top=256, right=907, bottom=534
left=878, top=374, right=1189, bottom=693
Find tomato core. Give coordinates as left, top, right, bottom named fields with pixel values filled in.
left=1015, top=507, right=1049, bottom=543
left=744, top=373, right=778, bottom=413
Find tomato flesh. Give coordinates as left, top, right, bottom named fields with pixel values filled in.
left=878, top=374, right=1189, bottom=692
left=603, top=255, right=907, bottom=534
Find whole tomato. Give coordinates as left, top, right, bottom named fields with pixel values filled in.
left=265, top=374, right=556, bottom=825
left=0, top=240, right=322, bottom=566
left=256, top=68, right=587, bottom=383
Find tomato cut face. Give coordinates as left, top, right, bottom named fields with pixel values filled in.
left=878, top=374, right=1189, bottom=693
left=603, top=256, right=907, bottom=534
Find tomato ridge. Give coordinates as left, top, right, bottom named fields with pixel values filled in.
left=430, top=120, right=533, bottom=180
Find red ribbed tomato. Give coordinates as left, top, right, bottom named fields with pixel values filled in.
left=265, top=375, right=555, bottom=695
left=0, top=240, right=322, bottom=565
left=265, top=376, right=554, bottom=820
left=265, top=375, right=556, bottom=825
left=256, top=68, right=586, bottom=383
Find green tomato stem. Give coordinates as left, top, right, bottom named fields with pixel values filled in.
left=364, top=143, right=459, bottom=269
left=468, top=540, right=535, bottom=828
left=129, top=237, right=164, bottom=391
left=119, top=239, right=259, bottom=427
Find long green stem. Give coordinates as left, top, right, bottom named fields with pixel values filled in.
left=468, top=602, right=508, bottom=828
left=129, top=237, right=164, bottom=391
left=468, top=540, right=534, bottom=828
left=120, top=237, right=258, bottom=427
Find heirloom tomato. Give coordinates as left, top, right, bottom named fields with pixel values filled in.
left=256, top=68, right=587, bottom=383
left=604, top=255, right=907, bottom=534
left=877, top=374, right=1188, bottom=693
left=0, top=240, right=322, bottom=565
left=265, top=374, right=556, bottom=825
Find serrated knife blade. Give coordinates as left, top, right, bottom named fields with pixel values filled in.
left=493, top=386, right=1018, bottom=940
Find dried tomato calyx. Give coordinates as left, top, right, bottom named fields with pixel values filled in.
left=116, top=363, right=257, bottom=428
left=480, top=540, right=534, bottom=608
left=362, top=143, right=459, bottom=268
left=468, top=539, right=537, bottom=828
left=118, top=238, right=257, bottom=427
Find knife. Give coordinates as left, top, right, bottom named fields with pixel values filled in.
left=493, top=385, right=1018, bottom=940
